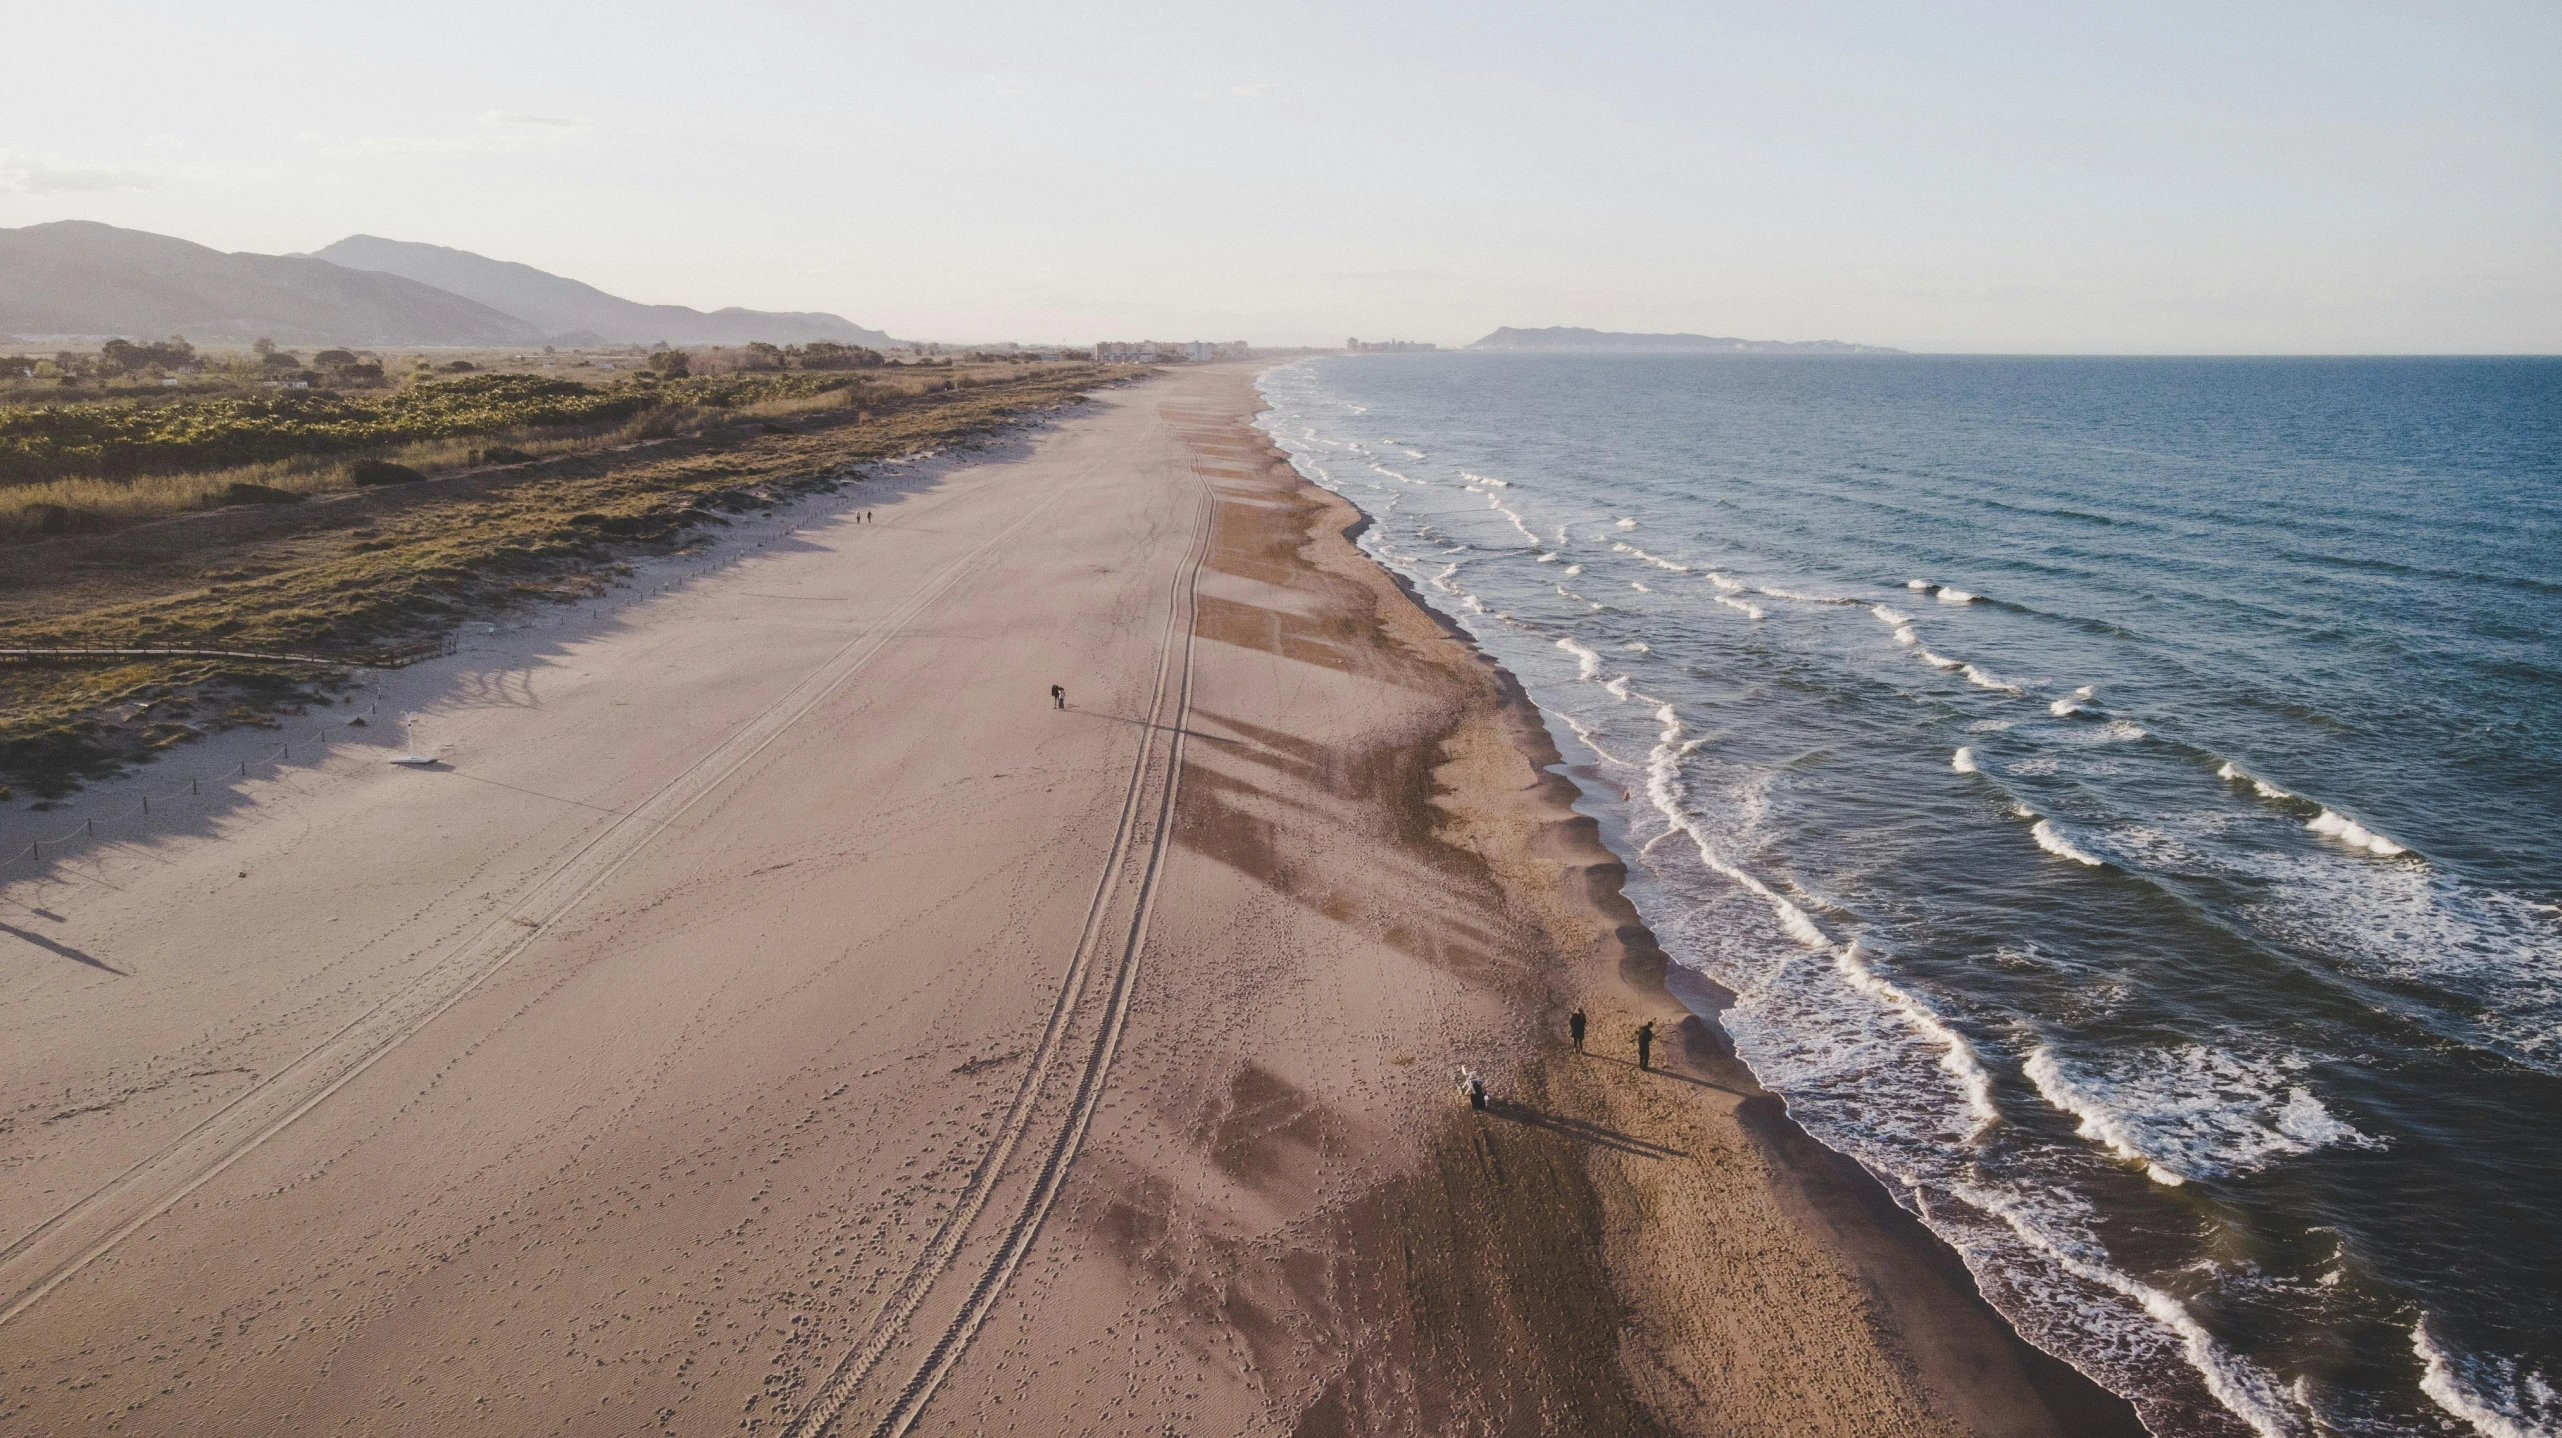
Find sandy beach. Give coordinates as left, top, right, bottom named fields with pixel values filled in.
left=0, top=366, right=2138, bottom=1435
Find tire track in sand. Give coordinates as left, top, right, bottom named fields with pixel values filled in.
left=0, top=468, right=1091, bottom=1328
left=784, top=448, right=1216, bottom=1438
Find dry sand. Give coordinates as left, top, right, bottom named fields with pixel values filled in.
left=0, top=366, right=2138, bottom=1435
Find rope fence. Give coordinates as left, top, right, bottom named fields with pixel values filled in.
left=1, top=694, right=388, bottom=877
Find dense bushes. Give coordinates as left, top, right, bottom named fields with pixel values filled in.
left=0, top=373, right=660, bottom=485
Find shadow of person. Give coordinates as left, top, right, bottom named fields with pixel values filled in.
left=1576, top=1050, right=1748, bottom=1096
left=1484, top=1098, right=1688, bottom=1160
left=0, top=921, right=126, bottom=976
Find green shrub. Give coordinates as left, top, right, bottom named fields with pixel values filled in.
left=346, top=459, right=425, bottom=486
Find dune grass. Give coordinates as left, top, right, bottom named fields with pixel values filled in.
left=0, top=366, right=1020, bottom=540
left=0, top=363, right=1139, bottom=794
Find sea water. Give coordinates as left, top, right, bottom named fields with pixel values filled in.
left=1257, top=354, right=2562, bottom=1438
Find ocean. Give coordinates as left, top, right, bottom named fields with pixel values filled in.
left=1255, top=353, right=2562, bottom=1438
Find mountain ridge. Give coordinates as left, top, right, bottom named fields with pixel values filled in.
left=306, top=235, right=895, bottom=347
left=0, top=220, right=895, bottom=349
left=1469, top=325, right=1901, bottom=355
left=0, top=220, right=543, bottom=347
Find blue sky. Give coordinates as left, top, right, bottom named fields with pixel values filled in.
left=6, top=1, right=2556, bottom=350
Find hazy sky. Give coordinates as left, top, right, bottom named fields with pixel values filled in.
left=7, top=2, right=2557, bottom=351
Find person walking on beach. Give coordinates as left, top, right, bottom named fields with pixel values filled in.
left=1569, top=1007, right=1587, bottom=1052
left=1050, top=684, right=1066, bottom=710
left=1635, top=1019, right=1655, bottom=1071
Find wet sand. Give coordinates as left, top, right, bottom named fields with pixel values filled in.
left=0, top=366, right=2137, bottom=1434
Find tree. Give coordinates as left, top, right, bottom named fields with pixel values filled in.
left=649, top=349, right=691, bottom=378
left=252, top=337, right=276, bottom=358
left=98, top=336, right=196, bottom=375
left=794, top=342, right=885, bottom=371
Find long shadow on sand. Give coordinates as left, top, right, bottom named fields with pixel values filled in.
left=1573, top=1051, right=1750, bottom=1097
left=1, top=920, right=125, bottom=976
left=1483, top=1098, right=1687, bottom=1160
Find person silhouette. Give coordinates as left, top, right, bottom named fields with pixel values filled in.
left=1050, top=684, right=1066, bottom=710
left=1457, top=1065, right=1486, bottom=1111
left=1569, top=1007, right=1587, bottom=1051
left=1635, top=1019, right=1656, bottom=1071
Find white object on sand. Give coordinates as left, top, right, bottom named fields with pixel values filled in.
left=388, top=716, right=437, bottom=767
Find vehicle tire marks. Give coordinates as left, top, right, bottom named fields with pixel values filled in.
left=0, top=469, right=1089, bottom=1328
left=784, top=460, right=1214, bottom=1438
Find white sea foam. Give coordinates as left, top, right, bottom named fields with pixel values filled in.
left=1491, top=497, right=1542, bottom=545
left=1894, top=625, right=1919, bottom=646
left=2102, top=720, right=2148, bottom=742
left=1554, top=709, right=1632, bottom=766
left=1535, top=552, right=1559, bottom=563
left=1630, top=581, right=1652, bottom=593
left=1935, top=1173, right=2314, bottom=1438
left=1622, top=641, right=1650, bottom=652
left=1604, top=674, right=1638, bottom=701
left=1611, top=542, right=1691, bottom=572
left=1460, top=470, right=1509, bottom=487
left=2023, top=1047, right=2189, bottom=1185
left=1919, top=648, right=1962, bottom=670
left=2219, top=761, right=2300, bottom=803
left=1615, top=517, right=1638, bottom=529
left=1938, top=586, right=1978, bottom=605
left=2306, top=808, right=2409, bottom=857
left=1963, top=664, right=2023, bottom=693
left=1758, top=584, right=1862, bottom=605
left=1872, top=605, right=1913, bottom=627
left=2050, top=684, right=2095, bottom=717
left=1555, top=636, right=1606, bottom=681
left=2245, top=853, right=2561, bottom=1073
left=1953, top=747, right=1979, bottom=774
left=1908, top=578, right=1933, bottom=591
left=1714, top=594, right=1768, bottom=619
left=1563, top=563, right=1583, bottom=576
left=2031, top=819, right=2106, bottom=867
left=2216, top=763, right=2412, bottom=857
left=2414, top=1316, right=2562, bottom=1438
left=2024, top=1043, right=2378, bottom=1188
left=1633, top=704, right=1999, bottom=1135
left=1833, top=943, right=2003, bottom=1133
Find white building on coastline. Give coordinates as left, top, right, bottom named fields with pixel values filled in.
left=1094, top=340, right=1251, bottom=363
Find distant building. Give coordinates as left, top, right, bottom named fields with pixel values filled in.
left=1346, top=337, right=1437, bottom=353
left=1095, top=340, right=1252, bottom=364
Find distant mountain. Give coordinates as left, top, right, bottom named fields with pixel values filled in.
left=1469, top=326, right=1901, bottom=355
left=0, top=220, right=544, bottom=346
left=309, top=235, right=895, bottom=348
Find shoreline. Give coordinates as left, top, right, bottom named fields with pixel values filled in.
left=0, top=364, right=2144, bottom=1433
left=1259, top=375, right=2149, bottom=1434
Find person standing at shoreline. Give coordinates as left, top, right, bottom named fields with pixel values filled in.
left=1569, top=1007, right=1586, bottom=1051
left=1635, top=1020, right=1655, bottom=1071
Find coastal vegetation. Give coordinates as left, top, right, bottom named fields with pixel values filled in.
left=0, top=351, right=958, bottom=538
left=1, top=361, right=1137, bottom=794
